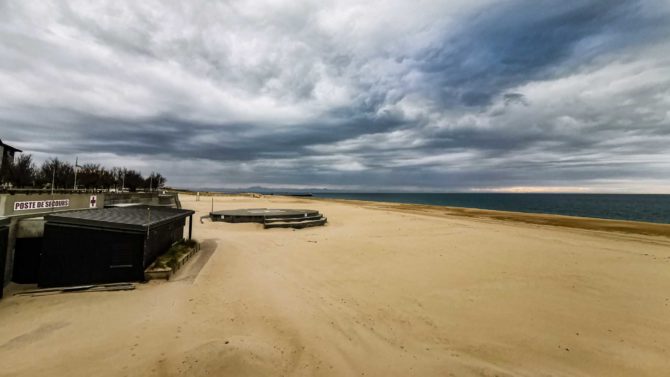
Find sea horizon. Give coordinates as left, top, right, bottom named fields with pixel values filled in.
left=311, top=192, right=670, bottom=225
left=181, top=190, right=670, bottom=225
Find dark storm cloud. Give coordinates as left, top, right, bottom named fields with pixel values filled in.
left=0, top=0, right=669, bottom=192
left=415, top=0, right=657, bottom=107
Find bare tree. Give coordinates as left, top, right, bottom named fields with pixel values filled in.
left=144, top=172, right=167, bottom=191
left=123, top=169, right=144, bottom=192
left=38, top=158, right=74, bottom=189
left=9, top=154, right=36, bottom=187
left=0, top=153, right=168, bottom=191
left=77, top=163, right=103, bottom=189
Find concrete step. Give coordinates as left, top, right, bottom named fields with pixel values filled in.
left=263, top=218, right=327, bottom=229
left=264, top=215, right=324, bottom=223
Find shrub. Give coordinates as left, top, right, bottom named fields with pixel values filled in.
left=153, top=239, right=198, bottom=270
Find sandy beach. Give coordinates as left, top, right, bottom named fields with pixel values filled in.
left=1, top=193, right=670, bottom=377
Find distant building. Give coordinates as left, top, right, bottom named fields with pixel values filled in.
left=0, top=138, right=22, bottom=177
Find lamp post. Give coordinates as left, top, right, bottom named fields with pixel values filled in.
left=73, top=156, right=80, bottom=190
left=51, top=168, right=55, bottom=212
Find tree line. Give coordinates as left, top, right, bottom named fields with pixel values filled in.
left=0, top=154, right=166, bottom=192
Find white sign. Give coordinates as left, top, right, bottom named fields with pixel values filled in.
left=90, top=195, right=98, bottom=208
left=13, top=199, right=71, bottom=211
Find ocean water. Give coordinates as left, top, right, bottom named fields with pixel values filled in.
left=312, top=193, right=670, bottom=224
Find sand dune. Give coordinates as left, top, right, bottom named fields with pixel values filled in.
left=1, top=194, right=669, bottom=376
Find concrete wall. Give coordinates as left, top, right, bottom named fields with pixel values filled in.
left=3, top=217, right=17, bottom=286
left=0, top=219, right=7, bottom=298
left=1, top=192, right=105, bottom=217
left=1, top=192, right=105, bottom=287
left=105, top=192, right=180, bottom=208
left=16, top=217, right=45, bottom=238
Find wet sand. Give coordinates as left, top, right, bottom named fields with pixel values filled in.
left=1, top=193, right=669, bottom=376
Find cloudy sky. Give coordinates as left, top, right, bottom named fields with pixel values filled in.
left=1, top=0, right=669, bottom=192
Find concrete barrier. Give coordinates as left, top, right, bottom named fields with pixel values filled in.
left=0, top=192, right=104, bottom=217
left=144, top=243, right=200, bottom=281
left=104, top=192, right=180, bottom=208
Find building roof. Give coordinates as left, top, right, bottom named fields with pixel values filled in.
left=45, top=206, right=194, bottom=233
left=0, top=139, right=22, bottom=153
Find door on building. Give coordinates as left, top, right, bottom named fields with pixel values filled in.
left=12, top=237, right=43, bottom=283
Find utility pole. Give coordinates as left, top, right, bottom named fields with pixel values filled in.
left=149, top=172, right=153, bottom=192
left=73, top=156, right=78, bottom=190
left=122, top=171, right=125, bottom=191
left=51, top=168, right=55, bottom=212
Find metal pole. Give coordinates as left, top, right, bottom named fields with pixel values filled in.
left=51, top=168, right=55, bottom=212
left=147, top=208, right=151, bottom=239
left=211, top=197, right=214, bottom=213
left=73, top=156, right=78, bottom=190
left=188, top=215, right=193, bottom=240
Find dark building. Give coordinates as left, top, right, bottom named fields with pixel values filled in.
left=0, top=217, right=9, bottom=299
left=39, top=206, right=194, bottom=287
left=0, top=138, right=21, bottom=179
left=10, top=217, right=45, bottom=285
left=12, top=237, right=42, bottom=284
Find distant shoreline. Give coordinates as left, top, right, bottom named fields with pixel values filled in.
left=303, top=196, right=670, bottom=239
left=175, top=190, right=670, bottom=230
left=177, top=191, right=670, bottom=238
left=171, top=188, right=669, bottom=195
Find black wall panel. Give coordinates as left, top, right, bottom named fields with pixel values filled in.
left=40, top=225, right=144, bottom=288
left=12, top=237, right=42, bottom=283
